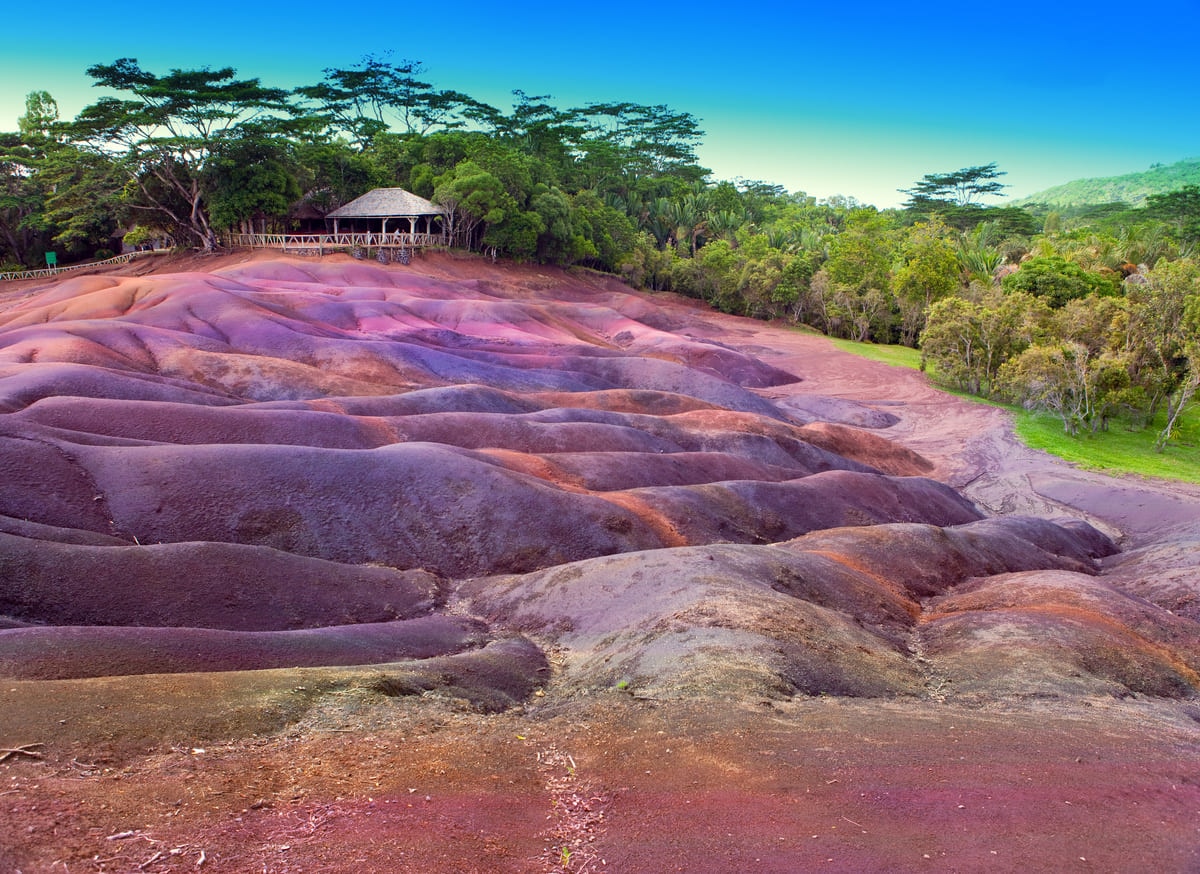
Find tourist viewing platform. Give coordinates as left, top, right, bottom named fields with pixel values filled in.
left=224, top=187, right=453, bottom=259
left=225, top=230, right=450, bottom=256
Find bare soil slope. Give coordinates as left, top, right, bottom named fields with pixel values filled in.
left=1, top=251, right=1197, bottom=873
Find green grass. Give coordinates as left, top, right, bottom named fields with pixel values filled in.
left=1012, top=408, right=1200, bottom=484
left=828, top=337, right=1200, bottom=484
left=829, top=337, right=923, bottom=370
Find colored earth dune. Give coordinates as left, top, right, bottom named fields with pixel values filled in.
left=1, top=252, right=1198, bottom=873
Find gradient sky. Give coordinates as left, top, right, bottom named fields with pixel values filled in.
left=3, top=0, right=1197, bottom=208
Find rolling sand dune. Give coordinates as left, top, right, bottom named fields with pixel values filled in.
left=1, top=251, right=1198, bottom=873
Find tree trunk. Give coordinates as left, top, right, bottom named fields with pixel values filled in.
left=1155, top=369, right=1198, bottom=451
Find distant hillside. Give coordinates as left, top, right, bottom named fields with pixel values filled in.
left=1015, top=158, right=1200, bottom=208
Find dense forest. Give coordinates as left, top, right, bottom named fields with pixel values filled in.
left=2, top=56, right=1198, bottom=448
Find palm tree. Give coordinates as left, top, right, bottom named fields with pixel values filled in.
left=1116, top=224, right=1171, bottom=269
left=646, top=197, right=675, bottom=249
left=956, top=241, right=1003, bottom=286
left=707, top=208, right=748, bottom=244
left=666, top=189, right=712, bottom=256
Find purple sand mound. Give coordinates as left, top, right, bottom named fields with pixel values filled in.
left=622, top=471, right=982, bottom=545
left=0, top=532, right=440, bottom=630
left=788, top=515, right=1115, bottom=599
left=0, top=615, right=489, bottom=679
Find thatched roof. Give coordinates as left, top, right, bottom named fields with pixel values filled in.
left=288, top=196, right=329, bottom=220
left=326, top=188, right=444, bottom=218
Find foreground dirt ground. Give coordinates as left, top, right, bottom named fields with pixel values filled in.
left=2, top=251, right=1198, bottom=872
left=3, top=691, right=1198, bottom=873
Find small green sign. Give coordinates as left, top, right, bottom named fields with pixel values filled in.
left=45, top=252, right=57, bottom=267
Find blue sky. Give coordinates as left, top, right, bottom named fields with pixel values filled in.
left=3, top=0, right=1197, bottom=207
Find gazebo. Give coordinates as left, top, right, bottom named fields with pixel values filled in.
left=325, top=188, right=446, bottom=237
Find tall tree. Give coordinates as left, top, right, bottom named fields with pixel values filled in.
left=0, top=94, right=55, bottom=265
left=892, top=219, right=961, bottom=346
left=432, top=160, right=514, bottom=249
left=35, top=143, right=125, bottom=255
left=921, top=290, right=1044, bottom=396
left=901, top=162, right=1008, bottom=208
left=17, top=90, right=60, bottom=140
left=1126, top=259, right=1200, bottom=449
left=570, top=102, right=706, bottom=181
left=998, top=342, right=1096, bottom=436
left=1157, top=293, right=1200, bottom=451
left=295, top=55, right=488, bottom=145
left=72, top=58, right=295, bottom=251
left=0, top=91, right=113, bottom=266
left=205, top=128, right=303, bottom=233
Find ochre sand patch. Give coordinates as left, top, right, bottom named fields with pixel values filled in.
left=1, top=251, right=1198, bottom=872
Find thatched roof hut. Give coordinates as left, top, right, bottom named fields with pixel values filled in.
left=325, top=188, right=446, bottom=235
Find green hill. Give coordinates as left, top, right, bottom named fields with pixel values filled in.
left=1015, top=157, right=1200, bottom=208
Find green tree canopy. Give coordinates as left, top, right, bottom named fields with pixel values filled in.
left=893, top=219, right=961, bottom=345
left=1, top=90, right=126, bottom=265
left=73, top=58, right=296, bottom=251
left=901, top=163, right=1008, bottom=209
left=920, top=289, right=1044, bottom=396
left=1144, top=185, right=1200, bottom=244
left=205, top=129, right=303, bottom=231
left=0, top=93, right=59, bottom=264
left=432, top=160, right=515, bottom=249
left=1127, top=259, right=1200, bottom=448
left=295, top=55, right=489, bottom=146
left=1000, top=255, right=1120, bottom=307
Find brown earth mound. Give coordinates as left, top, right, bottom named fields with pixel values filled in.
left=1, top=251, right=1198, bottom=873
left=922, top=569, right=1200, bottom=699
left=461, top=515, right=1124, bottom=701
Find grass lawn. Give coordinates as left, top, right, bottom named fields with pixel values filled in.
left=830, top=337, right=923, bottom=370
left=829, top=337, right=1200, bottom=485
left=1013, top=408, right=1200, bottom=484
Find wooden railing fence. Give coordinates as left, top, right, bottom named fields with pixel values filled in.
left=225, top=232, right=450, bottom=254
left=1, top=233, right=451, bottom=283
left=0, top=251, right=150, bottom=283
